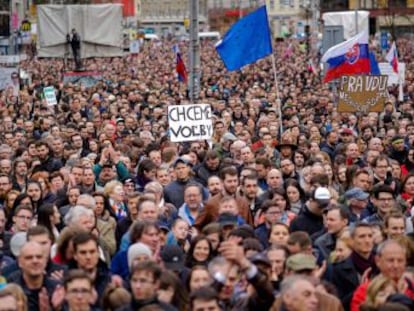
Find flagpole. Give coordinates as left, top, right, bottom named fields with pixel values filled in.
left=271, top=53, right=283, bottom=135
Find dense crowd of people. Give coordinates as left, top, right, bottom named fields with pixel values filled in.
left=0, top=34, right=413, bottom=311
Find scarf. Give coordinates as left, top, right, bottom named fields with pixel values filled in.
left=351, top=251, right=376, bottom=275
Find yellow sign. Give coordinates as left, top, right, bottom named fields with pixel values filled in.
left=183, top=18, right=190, bottom=28
left=21, top=20, right=31, bottom=32
left=338, top=75, right=389, bottom=112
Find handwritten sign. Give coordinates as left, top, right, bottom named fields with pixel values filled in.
left=338, top=75, right=389, bottom=112
left=168, top=104, right=213, bottom=142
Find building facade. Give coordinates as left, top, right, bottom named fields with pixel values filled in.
left=322, top=0, right=414, bottom=35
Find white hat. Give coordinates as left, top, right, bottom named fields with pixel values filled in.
left=10, top=232, right=27, bottom=257
left=314, top=187, right=331, bottom=201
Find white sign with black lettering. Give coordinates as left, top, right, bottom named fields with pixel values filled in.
left=168, top=104, right=213, bottom=142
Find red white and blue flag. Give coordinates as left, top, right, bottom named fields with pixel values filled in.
left=173, top=45, right=187, bottom=83
left=321, top=30, right=370, bottom=83
left=386, top=41, right=399, bottom=74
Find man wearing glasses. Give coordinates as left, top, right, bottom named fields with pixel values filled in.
left=11, top=205, right=33, bottom=233
left=119, top=260, right=176, bottom=311
left=62, top=270, right=96, bottom=311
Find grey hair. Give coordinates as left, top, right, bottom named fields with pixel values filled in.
left=281, top=275, right=312, bottom=294
left=376, top=239, right=406, bottom=257
left=76, top=194, right=96, bottom=209
left=64, top=205, right=94, bottom=226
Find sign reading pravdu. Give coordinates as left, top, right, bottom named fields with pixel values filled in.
left=168, top=104, right=213, bottom=142
left=338, top=75, right=389, bottom=112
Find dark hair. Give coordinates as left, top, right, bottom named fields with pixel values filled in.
left=185, top=235, right=213, bottom=268
left=372, top=184, right=394, bottom=199
left=284, top=178, right=306, bottom=203
left=137, top=159, right=157, bottom=177
left=325, top=204, right=350, bottom=223
left=63, top=269, right=92, bottom=290
left=190, top=287, right=219, bottom=310
left=37, top=203, right=56, bottom=241
left=92, top=191, right=116, bottom=219
left=72, top=232, right=98, bottom=252
left=287, top=231, right=311, bottom=249
left=129, top=220, right=159, bottom=243
left=350, top=222, right=372, bottom=238
left=159, top=270, right=189, bottom=311
left=219, top=166, right=238, bottom=180
left=130, top=260, right=162, bottom=281
left=372, top=155, right=389, bottom=168
left=27, top=225, right=53, bottom=243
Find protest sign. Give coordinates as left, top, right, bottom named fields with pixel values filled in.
left=338, top=75, right=388, bottom=112
left=43, top=86, right=57, bottom=106
left=130, top=40, right=140, bottom=54
left=168, top=104, right=213, bottom=142
left=0, top=68, right=19, bottom=95
left=378, top=62, right=405, bottom=86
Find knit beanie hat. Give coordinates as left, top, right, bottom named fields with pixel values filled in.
left=127, top=242, right=152, bottom=270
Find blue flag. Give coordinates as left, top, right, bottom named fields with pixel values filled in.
left=369, top=52, right=380, bottom=75
left=215, top=5, right=272, bottom=71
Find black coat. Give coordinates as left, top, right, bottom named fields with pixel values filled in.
left=328, top=257, right=360, bottom=311
left=7, top=271, right=59, bottom=311
left=116, top=297, right=177, bottom=311
left=289, top=205, right=323, bottom=236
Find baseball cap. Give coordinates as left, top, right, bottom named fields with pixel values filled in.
left=249, top=252, right=271, bottom=268
left=340, top=128, right=353, bottom=135
left=10, top=232, right=27, bottom=257
left=314, top=187, right=331, bottom=200
left=217, top=212, right=238, bottom=228
left=221, top=132, right=237, bottom=142
left=160, top=245, right=184, bottom=272
left=344, top=187, right=369, bottom=201
left=172, top=157, right=191, bottom=168
left=286, top=253, right=317, bottom=272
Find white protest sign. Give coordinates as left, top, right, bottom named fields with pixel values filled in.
left=168, top=104, right=213, bottom=142
left=43, top=86, right=57, bottom=106
left=0, top=68, right=18, bottom=94
left=130, top=40, right=140, bottom=54
left=379, top=62, right=405, bottom=86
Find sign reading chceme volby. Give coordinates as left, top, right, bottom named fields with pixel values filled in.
left=168, top=104, right=213, bottom=142
left=338, top=75, right=389, bottom=112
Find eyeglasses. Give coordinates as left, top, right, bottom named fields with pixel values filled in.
left=67, top=288, right=91, bottom=295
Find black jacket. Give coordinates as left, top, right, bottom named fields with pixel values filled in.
left=116, top=297, right=177, bottom=311
left=32, top=156, right=63, bottom=174
left=7, top=271, right=59, bottom=311
left=67, top=259, right=112, bottom=307
left=328, top=257, right=360, bottom=311
left=289, top=205, right=323, bottom=236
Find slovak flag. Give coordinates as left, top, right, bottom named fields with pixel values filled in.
left=173, top=45, right=187, bottom=83
left=386, top=42, right=399, bottom=74
left=322, top=30, right=370, bottom=83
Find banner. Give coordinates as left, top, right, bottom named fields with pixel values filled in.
left=43, top=86, right=57, bottom=106
left=168, top=104, right=213, bottom=142
left=338, top=75, right=388, bottom=112
left=63, top=71, right=103, bottom=88
left=378, top=62, right=405, bottom=86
